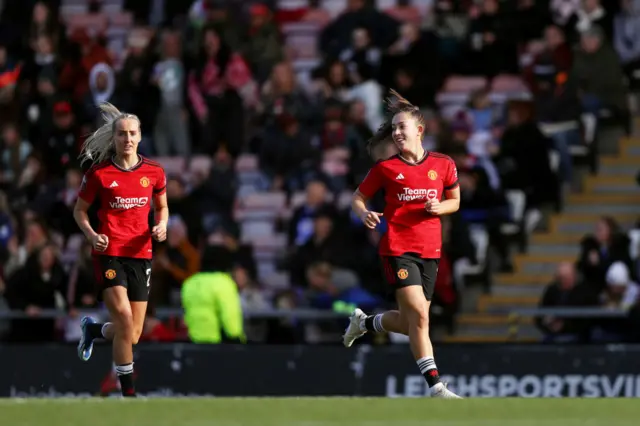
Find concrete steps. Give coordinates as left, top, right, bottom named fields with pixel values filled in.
left=453, top=132, right=639, bottom=342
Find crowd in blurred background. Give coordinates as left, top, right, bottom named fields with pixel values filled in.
left=0, top=0, right=639, bottom=344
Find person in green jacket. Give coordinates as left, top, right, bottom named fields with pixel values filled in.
left=181, top=246, right=245, bottom=343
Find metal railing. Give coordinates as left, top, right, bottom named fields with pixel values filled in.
left=506, top=307, right=628, bottom=340
left=0, top=308, right=349, bottom=320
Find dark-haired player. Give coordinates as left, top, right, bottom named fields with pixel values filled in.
left=343, top=90, right=462, bottom=399
left=73, top=103, right=168, bottom=397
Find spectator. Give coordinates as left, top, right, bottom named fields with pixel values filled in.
left=592, top=261, right=640, bottom=342
left=532, top=60, right=582, bottom=186
left=241, top=3, right=284, bottom=84
left=288, top=180, right=332, bottom=247
left=465, top=0, right=518, bottom=76
left=0, top=44, right=21, bottom=125
left=603, top=261, right=640, bottom=310
left=152, top=29, right=191, bottom=157
left=5, top=244, right=67, bottom=342
left=188, top=25, right=253, bottom=157
left=214, top=221, right=257, bottom=281
left=510, top=0, right=552, bottom=45
left=319, top=0, right=399, bottom=58
left=497, top=100, right=559, bottom=210
left=154, top=216, right=201, bottom=306
left=614, top=0, right=640, bottom=92
left=181, top=246, right=245, bottom=344
left=536, top=262, right=599, bottom=343
left=300, top=0, right=333, bottom=28
left=258, top=112, right=321, bottom=192
left=384, top=0, right=423, bottom=26
left=571, top=26, right=628, bottom=120
left=289, top=206, right=353, bottom=286
left=339, top=27, right=382, bottom=79
left=0, top=122, right=32, bottom=187
left=524, top=24, right=573, bottom=92
left=570, top=0, right=613, bottom=40
left=259, top=61, right=316, bottom=130
left=577, top=217, right=633, bottom=291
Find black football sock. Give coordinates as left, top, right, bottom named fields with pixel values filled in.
left=87, top=323, right=105, bottom=339
left=417, top=356, right=441, bottom=388
left=115, top=363, right=136, bottom=397
left=363, top=314, right=386, bottom=333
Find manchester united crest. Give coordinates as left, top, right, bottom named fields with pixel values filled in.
left=428, top=170, right=438, bottom=180
left=397, top=269, right=408, bottom=280
left=140, top=177, right=150, bottom=187
left=105, top=269, right=116, bottom=280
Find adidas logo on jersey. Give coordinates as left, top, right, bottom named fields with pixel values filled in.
left=110, top=181, right=119, bottom=188
left=396, top=173, right=405, bottom=180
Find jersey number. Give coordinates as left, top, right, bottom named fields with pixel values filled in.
left=145, top=268, right=151, bottom=288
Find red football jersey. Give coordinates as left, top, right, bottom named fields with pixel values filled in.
left=78, top=156, right=167, bottom=259
left=357, top=152, right=458, bottom=258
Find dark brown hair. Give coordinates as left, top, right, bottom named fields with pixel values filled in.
left=366, top=89, right=425, bottom=157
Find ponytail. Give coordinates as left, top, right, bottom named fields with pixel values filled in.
left=366, top=89, right=425, bottom=158
left=79, top=102, right=141, bottom=166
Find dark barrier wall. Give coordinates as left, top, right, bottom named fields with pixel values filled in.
left=3, top=344, right=640, bottom=398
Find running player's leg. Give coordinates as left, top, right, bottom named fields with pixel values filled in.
left=103, top=286, right=136, bottom=397
left=78, top=257, right=119, bottom=361
left=126, top=258, right=152, bottom=344
left=342, top=256, right=412, bottom=347
left=396, top=258, right=460, bottom=398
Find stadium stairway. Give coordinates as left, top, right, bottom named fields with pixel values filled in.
left=445, top=136, right=640, bottom=343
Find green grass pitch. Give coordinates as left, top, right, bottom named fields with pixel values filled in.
left=1, top=397, right=639, bottom=426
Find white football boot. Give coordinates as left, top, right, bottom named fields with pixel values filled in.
left=342, top=308, right=368, bottom=347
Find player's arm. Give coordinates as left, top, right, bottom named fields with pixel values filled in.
left=151, top=169, right=169, bottom=241
left=74, top=172, right=108, bottom=251
left=439, top=186, right=461, bottom=215
left=151, top=191, right=169, bottom=241
left=352, top=165, right=384, bottom=229
left=73, top=197, right=98, bottom=241
left=426, top=158, right=460, bottom=216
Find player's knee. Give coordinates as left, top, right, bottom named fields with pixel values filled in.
left=406, top=305, right=429, bottom=330
left=113, top=310, right=134, bottom=337
left=130, top=326, right=143, bottom=345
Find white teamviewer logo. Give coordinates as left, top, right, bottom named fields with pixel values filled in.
left=397, top=188, right=438, bottom=201
left=110, top=196, right=148, bottom=209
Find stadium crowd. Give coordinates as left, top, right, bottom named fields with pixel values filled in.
left=0, top=0, right=638, bottom=344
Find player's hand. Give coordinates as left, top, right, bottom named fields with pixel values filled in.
left=91, top=234, right=109, bottom=252
left=425, top=198, right=443, bottom=215
left=360, top=210, right=383, bottom=229
left=152, top=222, right=167, bottom=242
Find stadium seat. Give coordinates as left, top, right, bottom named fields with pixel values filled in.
left=65, top=13, right=109, bottom=35
left=456, top=225, right=489, bottom=280
left=490, top=74, right=530, bottom=95
left=189, top=155, right=212, bottom=177
left=239, top=192, right=287, bottom=211
left=501, top=189, right=526, bottom=235
left=336, top=190, right=352, bottom=210
left=323, top=147, right=350, bottom=162
left=436, top=75, right=488, bottom=105
left=262, top=272, right=291, bottom=290
left=321, top=159, right=349, bottom=177
left=629, top=229, right=640, bottom=259
left=289, top=190, right=335, bottom=211
left=241, top=220, right=275, bottom=241
left=235, top=154, right=259, bottom=173
left=151, top=157, right=186, bottom=176
left=108, top=11, right=133, bottom=28
left=281, top=22, right=321, bottom=60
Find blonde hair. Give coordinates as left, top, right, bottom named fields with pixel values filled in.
left=79, top=102, right=141, bottom=166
